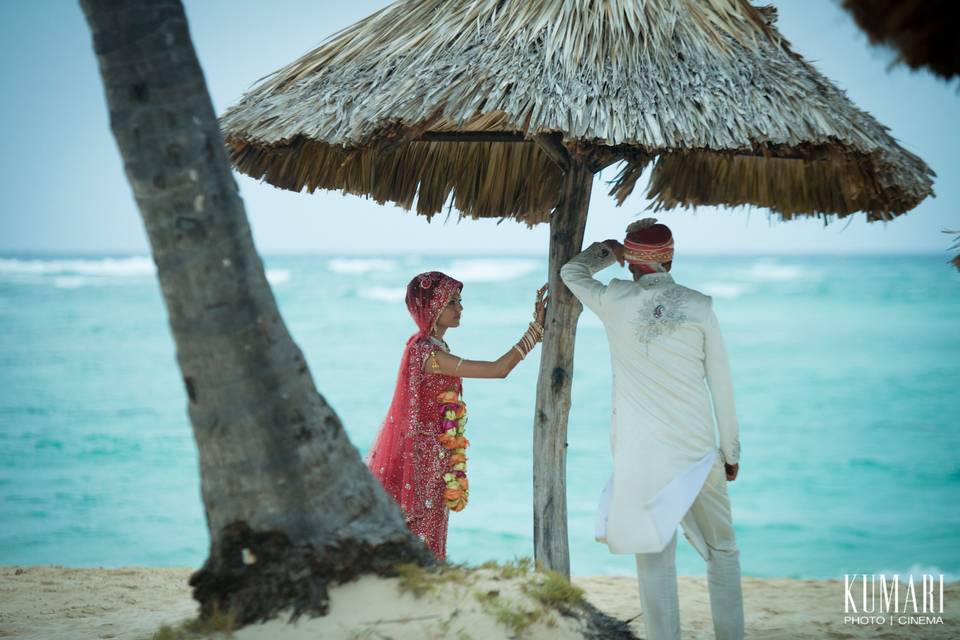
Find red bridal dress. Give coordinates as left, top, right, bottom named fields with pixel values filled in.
left=365, top=272, right=464, bottom=562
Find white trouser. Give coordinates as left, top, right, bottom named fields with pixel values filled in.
left=634, top=467, right=744, bottom=640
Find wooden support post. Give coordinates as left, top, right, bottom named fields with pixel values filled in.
left=533, top=133, right=571, bottom=173
left=532, top=162, right=593, bottom=577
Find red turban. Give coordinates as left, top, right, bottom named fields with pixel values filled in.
left=623, top=218, right=674, bottom=266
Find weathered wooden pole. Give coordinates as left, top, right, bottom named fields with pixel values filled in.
left=532, top=161, right=593, bottom=577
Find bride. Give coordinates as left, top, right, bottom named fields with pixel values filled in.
left=365, top=271, right=547, bottom=561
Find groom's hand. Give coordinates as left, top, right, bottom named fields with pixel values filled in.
left=725, top=463, right=739, bottom=482
left=601, top=239, right=625, bottom=266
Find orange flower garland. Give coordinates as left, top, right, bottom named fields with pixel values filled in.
left=436, top=390, right=469, bottom=511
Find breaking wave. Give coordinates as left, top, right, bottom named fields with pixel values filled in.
left=447, top=259, right=539, bottom=282
left=0, top=256, right=154, bottom=277
left=328, top=258, right=397, bottom=275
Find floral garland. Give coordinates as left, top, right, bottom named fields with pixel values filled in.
left=436, top=390, right=469, bottom=511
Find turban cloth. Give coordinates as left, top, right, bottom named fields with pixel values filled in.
left=623, top=218, right=674, bottom=265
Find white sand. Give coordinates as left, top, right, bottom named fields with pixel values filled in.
left=0, top=566, right=197, bottom=640
left=1, top=565, right=957, bottom=639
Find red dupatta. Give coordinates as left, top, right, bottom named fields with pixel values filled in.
left=364, top=272, right=463, bottom=536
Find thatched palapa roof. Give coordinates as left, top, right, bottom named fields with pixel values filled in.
left=220, top=0, right=934, bottom=225
left=842, top=0, right=958, bottom=82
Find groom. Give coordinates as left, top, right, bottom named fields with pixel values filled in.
left=560, top=219, right=744, bottom=640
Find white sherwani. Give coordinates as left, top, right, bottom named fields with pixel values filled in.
left=561, top=242, right=741, bottom=559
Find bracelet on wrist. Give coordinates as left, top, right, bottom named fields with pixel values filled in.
left=526, top=325, right=542, bottom=345
left=514, top=321, right=543, bottom=360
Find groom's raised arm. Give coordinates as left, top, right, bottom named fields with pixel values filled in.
left=559, top=241, right=618, bottom=316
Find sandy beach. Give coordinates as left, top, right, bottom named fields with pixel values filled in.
left=1, top=565, right=956, bottom=639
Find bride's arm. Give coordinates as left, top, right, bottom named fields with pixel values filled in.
left=422, top=286, right=548, bottom=379
left=424, top=347, right=524, bottom=379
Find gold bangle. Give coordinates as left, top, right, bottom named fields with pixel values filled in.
left=513, top=344, right=526, bottom=359
left=455, top=357, right=463, bottom=373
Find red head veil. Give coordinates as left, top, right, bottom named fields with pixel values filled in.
left=364, top=272, right=463, bottom=520
left=404, top=271, right=464, bottom=338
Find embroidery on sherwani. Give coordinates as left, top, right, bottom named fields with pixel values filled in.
left=634, top=285, right=688, bottom=345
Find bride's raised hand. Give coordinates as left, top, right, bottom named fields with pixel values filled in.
left=425, top=285, right=549, bottom=379
left=534, top=284, right=548, bottom=327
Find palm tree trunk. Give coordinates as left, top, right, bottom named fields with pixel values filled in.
left=532, top=163, right=592, bottom=577
left=79, top=0, right=433, bottom=626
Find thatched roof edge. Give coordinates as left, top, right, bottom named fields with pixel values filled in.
left=220, top=0, right=935, bottom=228
left=841, top=0, right=958, bottom=81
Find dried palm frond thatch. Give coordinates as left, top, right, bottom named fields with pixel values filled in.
left=840, top=0, right=955, bottom=269
left=842, top=0, right=958, bottom=81
left=221, top=0, right=934, bottom=226
left=945, top=230, right=960, bottom=269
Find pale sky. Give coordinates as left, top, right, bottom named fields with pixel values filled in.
left=1, top=0, right=956, bottom=256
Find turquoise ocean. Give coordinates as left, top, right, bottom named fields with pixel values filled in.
left=1, top=252, right=958, bottom=579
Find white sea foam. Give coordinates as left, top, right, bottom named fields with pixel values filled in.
left=328, top=258, right=397, bottom=275
left=265, top=268, right=290, bottom=285
left=0, top=256, right=155, bottom=277
left=702, top=282, right=753, bottom=299
left=447, top=259, right=539, bottom=282
left=3, top=257, right=292, bottom=287
left=742, top=259, right=807, bottom=281
left=359, top=287, right=407, bottom=302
